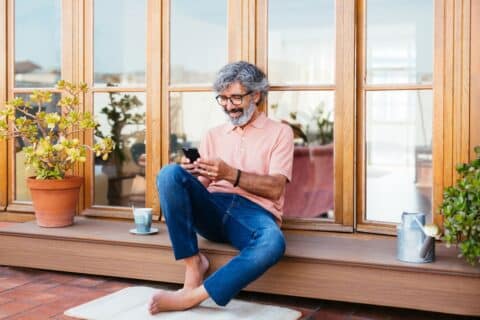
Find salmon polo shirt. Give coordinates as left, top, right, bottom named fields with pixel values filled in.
left=199, top=112, right=294, bottom=223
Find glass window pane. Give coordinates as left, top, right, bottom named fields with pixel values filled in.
left=93, top=92, right=146, bottom=207
left=169, top=92, right=225, bottom=161
left=170, top=0, right=227, bottom=85
left=268, top=0, right=335, bottom=85
left=365, top=90, right=433, bottom=223
left=366, top=0, right=433, bottom=85
left=94, top=0, right=146, bottom=87
left=14, top=93, right=62, bottom=201
left=269, top=91, right=335, bottom=219
left=15, top=0, right=61, bottom=88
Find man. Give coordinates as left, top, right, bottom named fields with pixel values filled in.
left=150, top=61, right=294, bottom=314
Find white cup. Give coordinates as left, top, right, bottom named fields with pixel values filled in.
left=133, top=208, right=152, bottom=233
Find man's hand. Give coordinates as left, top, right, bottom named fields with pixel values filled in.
left=194, top=157, right=287, bottom=200
left=180, top=156, right=199, bottom=176
left=195, top=158, right=236, bottom=182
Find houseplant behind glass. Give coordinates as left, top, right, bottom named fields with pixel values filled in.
left=440, top=146, right=480, bottom=265
left=94, top=85, right=145, bottom=206
left=0, top=80, right=114, bottom=227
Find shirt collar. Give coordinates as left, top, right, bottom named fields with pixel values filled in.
left=223, top=112, right=268, bottom=134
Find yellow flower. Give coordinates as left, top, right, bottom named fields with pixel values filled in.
left=1, top=80, right=113, bottom=179
left=53, top=144, right=64, bottom=151
left=45, top=113, right=60, bottom=129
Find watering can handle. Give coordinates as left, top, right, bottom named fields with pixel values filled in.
left=413, top=216, right=427, bottom=234
left=419, top=236, right=435, bottom=258
left=413, top=216, right=435, bottom=258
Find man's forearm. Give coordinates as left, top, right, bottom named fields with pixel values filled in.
left=194, top=158, right=286, bottom=200
left=225, top=169, right=286, bottom=200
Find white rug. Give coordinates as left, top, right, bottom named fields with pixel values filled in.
left=64, top=286, right=302, bottom=320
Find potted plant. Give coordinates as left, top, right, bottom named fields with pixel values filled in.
left=440, top=146, right=480, bottom=265
left=0, top=80, right=114, bottom=227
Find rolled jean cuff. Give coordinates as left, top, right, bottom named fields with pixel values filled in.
left=172, top=242, right=199, bottom=261
left=203, top=277, right=230, bottom=306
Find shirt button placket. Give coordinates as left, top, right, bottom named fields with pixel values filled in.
left=240, top=133, right=246, bottom=153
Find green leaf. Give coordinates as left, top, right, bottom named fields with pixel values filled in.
left=1, top=79, right=111, bottom=179
left=440, top=146, right=480, bottom=265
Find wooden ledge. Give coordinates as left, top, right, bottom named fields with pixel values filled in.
left=0, top=217, right=479, bottom=316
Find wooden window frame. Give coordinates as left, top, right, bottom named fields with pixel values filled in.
left=159, top=0, right=255, bottom=162
left=355, top=0, right=472, bottom=235
left=1, top=0, right=474, bottom=234
left=355, top=0, right=435, bottom=234
left=256, top=0, right=355, bottom=232
left=439, top=0, right=471, bottom=222
left=159, top=0, right=242, bottom=176
left=472, top=0, right=480, bottom=157
left=81, top=0, right=155, bottom=219
left=0, top=0, right=7, bottom=212
left=5, top=0, right=65, bottom=214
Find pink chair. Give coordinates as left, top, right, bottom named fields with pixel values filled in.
left=283, top=144, right=334, bottom=218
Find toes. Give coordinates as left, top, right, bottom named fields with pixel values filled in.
left=149, top=303, right=158, bottom=315
left=148, top=301, right=155, bottom=313
left=149, top=296, right=160, bottom=314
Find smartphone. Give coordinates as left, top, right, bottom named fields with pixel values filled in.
left=182, top=147, right=200, bottom=163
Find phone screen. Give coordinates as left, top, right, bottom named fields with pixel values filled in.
left=182, top=148, right=200, bottom=162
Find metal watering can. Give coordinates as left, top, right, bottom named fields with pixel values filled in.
left=396, top=212, right=439, bottom=263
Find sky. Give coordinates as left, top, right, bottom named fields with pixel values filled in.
left=14, top=0, right=433, bottom=79
left=14, top=0, right=227, bottom=74
left=15, top=0, right=61, bottom=71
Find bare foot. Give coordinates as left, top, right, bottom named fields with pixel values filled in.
left=149, top=287, right=208, bottom=314
left=149, top=289, right=192, bottom=314
left=183, top=253, right=210, bottom=289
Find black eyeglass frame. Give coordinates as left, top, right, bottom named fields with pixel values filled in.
left=215, top=91, right=253, bottom=106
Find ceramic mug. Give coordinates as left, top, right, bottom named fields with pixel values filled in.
left=133, top=208, right=152, bottom=233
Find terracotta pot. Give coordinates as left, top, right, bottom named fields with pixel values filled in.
left=26, top=176, right=83, bottom=227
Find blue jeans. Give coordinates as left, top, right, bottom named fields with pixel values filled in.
left=156, top=164, right=286, bottom=306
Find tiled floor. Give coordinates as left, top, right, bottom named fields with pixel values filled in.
left=0, top=222, right=477, bottom=319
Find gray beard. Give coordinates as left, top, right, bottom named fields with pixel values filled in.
left=225, top=102, right=256, bottom=127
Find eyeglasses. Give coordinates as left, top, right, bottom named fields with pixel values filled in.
left=215, top=91, right=252, bottom=106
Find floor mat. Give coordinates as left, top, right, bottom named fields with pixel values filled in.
left=64, top=286, right=302, bottom=320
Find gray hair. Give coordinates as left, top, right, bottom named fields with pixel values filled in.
left=213, top=61, right=269, bottom=105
